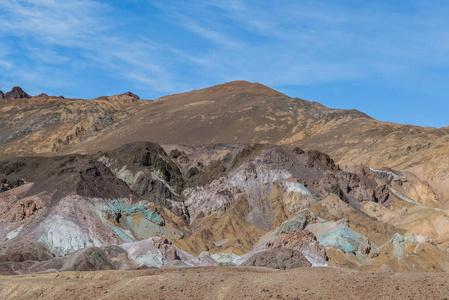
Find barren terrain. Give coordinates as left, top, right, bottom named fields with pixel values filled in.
left=1, top=83, right=449, bottom=299
left=2, top=267, right=449, bottom=299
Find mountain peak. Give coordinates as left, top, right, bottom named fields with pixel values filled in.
left=4, top=86, right=31, bottom=99
left=32, top=93, right=49, bottom=98
left=123, top=91, right=140, bottom=99
left=202, top=80, right=286, bottom=97
left=0, top=90, right=4, bottom=99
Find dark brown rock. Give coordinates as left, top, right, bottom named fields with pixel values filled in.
left=306, top=150, right=338, bottom=171
left=0, top=178, right=24, bottom=192
left=267, top=230, right=327, bottom=264
left=4, top=87, right=31, bottom=99
left=0, top=246, right=132, bottom=274
left=154, top=237, right=180, bottom=261
left=10, top=199, right=44, bottom=222
left=106, top=142, right=184, bottom=193
left=25, top=159, right=140, bottom=202
left=375, top=185, right=390, bottom=205
left=241, top=248, right=311, bottom=269
left=123, top=91, right=139, bottom=99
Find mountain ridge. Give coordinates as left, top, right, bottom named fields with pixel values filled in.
left=1, top=81, right=448, bottom=205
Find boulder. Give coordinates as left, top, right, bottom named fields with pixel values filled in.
left=267, top=230, right=328, bottom=266
left=241, top=247, right=311, bottom=269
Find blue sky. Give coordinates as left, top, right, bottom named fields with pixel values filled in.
left=1, top=1, right=448, bottom=128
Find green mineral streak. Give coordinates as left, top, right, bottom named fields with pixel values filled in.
left=391, top=233, right=405, bottom=257
left=277, top=215, right=308, bottom=234
left=123, top=205, right=165, bottom=226
left=37, top=235, right=94, bottom=256
left=318, top=226, right=365, bottom=253
left=214, top=239, right=231, bottom=247
left=391, top=233, right=405, bottom=243
left=102, top=200, right=165, bottom=241
left=126, top=215, right=166, bottom=239
left=108, top=224, right=134, bottom=243
left=104, top=200, right=165, bottom=226
left=106, top=199, right=124, bottom=215
left=211, top=252, right=239, bottom=264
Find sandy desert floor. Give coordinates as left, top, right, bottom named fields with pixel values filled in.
left=1, top=267, right=449, bottom=299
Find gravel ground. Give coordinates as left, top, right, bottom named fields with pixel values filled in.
left=1, top=266, right=449, bottom=299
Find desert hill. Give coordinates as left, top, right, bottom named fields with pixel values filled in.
left=2, top=140, right=449, bottom=274
left=0, top=90, right=142, bottom=157
left=1, top=82, right=449, bottom=276
left=1, top=81, right=448, bottom=205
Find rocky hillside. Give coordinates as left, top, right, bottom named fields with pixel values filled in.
left=1, top=141, right=449, bottom=273
left=1, top=82, right=448, bottom=206
left=0, top=89, right=142, bottom=157
left=1, top=82, right=449, bottom=274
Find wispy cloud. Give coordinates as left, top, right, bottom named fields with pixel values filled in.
left=181, top=19, right=244, bottom=49
left=0, top=0, right=108, bottom=47
left=5, top=0, right=445, bottom=96
left=1, top=0, right=449, bottom=126
left=162, top=0, right=449, bottom=90
left=0, top=0, right=182, bottom=96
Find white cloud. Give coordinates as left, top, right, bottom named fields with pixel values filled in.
left=167, top=1, right=449, bottom=90
left=0, top=0, right=108, bottom=47
left=0, top=0, right=180, bottom=95
left=1, top=0, right=449, bottom=104
left=181, top=19, right=244, bottom=49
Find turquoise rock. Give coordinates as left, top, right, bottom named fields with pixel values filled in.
left=390, top=233, right=405, bottom=257
left=104, top=200, right=165, bottom=226
left=123, top=205, right=165, bottom=226
left=318, top=226, right=366, bottom=253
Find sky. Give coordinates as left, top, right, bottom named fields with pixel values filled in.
left=1, top=1, right=448, bottom=128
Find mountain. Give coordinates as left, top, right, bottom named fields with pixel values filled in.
left=1, top=141, right=449, bottom=273
left=0, top=90, right=142, bottom=156
left=3, top=86, right=31, bottom=100
left=1, top=81, right=448, bottom=205
left=1, top=82, right=449, bottom=275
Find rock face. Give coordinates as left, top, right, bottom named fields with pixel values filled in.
left=0, top=237, right=217, bottom=275
left=0, top=158, right=188, bottom=263
left=173, top=144, right=402, bottom=256
left=0, top=91, right=4, bottom=99
left=26, top=159, right=139, bottom=200
left=4, top=86, right=31, bottom=99
left=266, top=230, right=327, bottom=266
left=241, top=247, right=311, bottom=269
left=120, top=237, right=216, bottom=269
left=98, top=141, right=184, bottom=198
left=0, top=81, right=448, bottom=206
left=1, top=140, right=449, bottom=273
left=0, top=246, right=133, bottom=275
left=123, top=91, right=139, bottom=99
left=1, top=81, right=449, bottom=274
left=0, top=91, right=141, bottom=156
